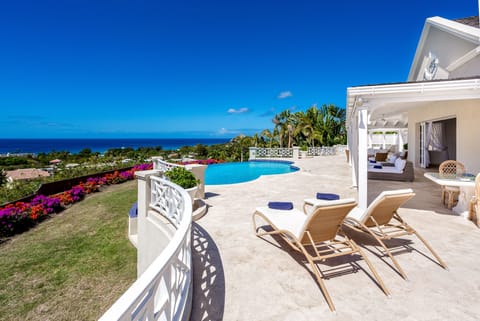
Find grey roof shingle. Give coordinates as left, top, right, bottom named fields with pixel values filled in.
left=454, top=16, right=479, bottom=28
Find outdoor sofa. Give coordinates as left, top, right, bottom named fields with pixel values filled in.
left=368, top=158, right=414, bottom=182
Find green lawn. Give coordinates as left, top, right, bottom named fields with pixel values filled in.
left=0, top=180, right=138, bottom=321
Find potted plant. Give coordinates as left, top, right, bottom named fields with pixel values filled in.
left=164, top=167, right=200, bottom=202
left=300, top=145, right=308, bottom=158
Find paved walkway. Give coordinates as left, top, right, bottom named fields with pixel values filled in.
left=190, top=154, right=480, bottom=321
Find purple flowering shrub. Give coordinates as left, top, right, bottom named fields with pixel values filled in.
left=0, top=163, right=153, bottom=238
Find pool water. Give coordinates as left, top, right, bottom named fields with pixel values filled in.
left=205, top=160, right=299, bottom=185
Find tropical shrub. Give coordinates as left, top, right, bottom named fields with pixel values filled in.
left=164, top=167, right=199, bottom=189
left=179, top=158, right=224, bottom=166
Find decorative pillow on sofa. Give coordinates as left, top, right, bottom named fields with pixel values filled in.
left=375, top=152, right=388, bottom=162
left=395, top=158, right=407, bottom=171
left=387, top=152, right=398, bottom=163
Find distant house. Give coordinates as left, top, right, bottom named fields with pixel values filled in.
left=6, top=168, right=50, bottom=183
left=347, top=14, right=480, bottom=209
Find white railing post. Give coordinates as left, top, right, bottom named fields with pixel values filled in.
left=135, top=169, right=162, bottom=276
left=184, top=164, right=207, bottom=199
left=292, top=146, right=300, bottom=159
left=249, top=147, right=256, bottom=160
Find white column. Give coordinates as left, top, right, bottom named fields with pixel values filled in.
left=249, top=147, right=256, bottom=160
left=348, top=119, right=358, bottom=187
left=398, top=129, right=404, bottom=152
left=358, top=107, right=368, bottom=209
left=292, top=146, right=300, bottom=159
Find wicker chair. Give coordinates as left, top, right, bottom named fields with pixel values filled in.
left=439, top=160, right=465, bottom=209
left=468, top=173, right=480, bottom=227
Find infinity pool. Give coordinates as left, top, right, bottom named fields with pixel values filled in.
left=205, top=160, right=299, bottom=185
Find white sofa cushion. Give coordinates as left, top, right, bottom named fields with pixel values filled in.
left=395, top=158, right=407, bottom=171
left=368, top=167, right=403, bottom=174
left=387, top=152, right=398, bottom=163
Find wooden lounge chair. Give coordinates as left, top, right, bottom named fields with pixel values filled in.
left=343, top=189, right=448, bottom=280
left=253, top=199, right=390, bottom=312
left=468, top=173, right=480, bottom=227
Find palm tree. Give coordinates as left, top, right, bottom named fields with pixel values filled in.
left=261, top=129, right=274, bottom=148
left=251, top=133, right=260, bottom=147
left=273, top=110, right=294, bottom=148
left=293, top=111, right=315, bottom=147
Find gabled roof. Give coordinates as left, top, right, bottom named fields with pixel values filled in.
left=455, top=16, right=479, bottom=28
left=408, top=16, right=480, bottom=81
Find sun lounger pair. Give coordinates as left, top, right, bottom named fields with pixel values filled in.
left=253, top=189, right=448, bottom=312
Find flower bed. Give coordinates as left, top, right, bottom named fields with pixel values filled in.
left=0, top=163, right=153, bottom=237
left=178, top=158, right=224, bottom=165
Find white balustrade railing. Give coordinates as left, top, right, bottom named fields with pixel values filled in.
left=249, top=146, right=341, bottom=159
left=99, top=176, right=192, bottom=321
left=253, top=148, right=294, bottom=158
left=307, top=146, right=337, bottom=156
left=153, top=158, right=184, bottom=172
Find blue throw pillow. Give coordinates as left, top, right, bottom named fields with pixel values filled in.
left=268, top=201, right=294, bottom=210
left=129, top=202, right=138, bottom=218
left=316, top=193, right=340, bottom=200
left=373, top=165, right=382, bottom=169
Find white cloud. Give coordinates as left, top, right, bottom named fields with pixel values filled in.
left=227, top=107, right=249, bottom=114
left=218, top=128, right=229, bottom=134
left=277, top=91, right=292, bottom=99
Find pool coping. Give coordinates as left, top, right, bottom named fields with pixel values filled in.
left=205, top=159, right=302, bottom=187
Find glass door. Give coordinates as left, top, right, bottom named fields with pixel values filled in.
left=419, top=122, right=427, bottom=168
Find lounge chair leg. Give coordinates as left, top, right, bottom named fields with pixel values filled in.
left=412, top=230, right=448, bottom=270
left=363, top=228, right=408, bottom=280
left=304, top=255, right=336, bottom=312
left=355, top=244, right=390, bottom=297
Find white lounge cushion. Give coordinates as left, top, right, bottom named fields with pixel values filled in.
left=303, top=198, right=356, bottom=215
left=303, top=198, right=357, bottom=207
left=255, top=207, right=306, bottom=239
left=395, top=158, right=407, bottom=171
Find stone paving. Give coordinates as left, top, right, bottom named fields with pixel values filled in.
left=190, top=153, right=480, bottom=321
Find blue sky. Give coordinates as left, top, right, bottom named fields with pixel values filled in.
left=0, top=0, right=477, bottom=139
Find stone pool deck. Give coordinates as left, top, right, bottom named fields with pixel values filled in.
left=190, top=153, right=480, bottom=321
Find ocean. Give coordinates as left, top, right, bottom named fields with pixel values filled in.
left=0, top=138, right=231, bottom=155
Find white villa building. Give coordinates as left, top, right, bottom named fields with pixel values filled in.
left=100, top=10, right=480, bottom=321
left=347, top=14, right=480, bottom=209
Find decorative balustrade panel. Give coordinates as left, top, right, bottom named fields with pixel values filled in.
left=307, top=146, right=337, bottom=156
left=254, top=148, right=293, bottom=158
left=99, top=177, right=192, bottom=321
left=153, top=159, right=184, bottom=172
left=150, top=177, right=185, bottom=227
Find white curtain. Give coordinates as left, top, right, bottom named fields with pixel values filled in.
left=424, top=122, right=432, bottom=167
left=430, top=122, right=447, bottom=151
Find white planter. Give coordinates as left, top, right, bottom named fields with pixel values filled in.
left=185, top=186, right=199, bottom=204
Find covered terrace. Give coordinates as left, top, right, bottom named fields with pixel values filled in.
left=347, top=77, right=480, bottom=210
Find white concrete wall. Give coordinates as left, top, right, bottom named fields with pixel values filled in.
left=411, top=24, right=477, bottom=80
left=408, top=99, right=480, bottom=174
left=136, top=170, right=176, bottom=276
